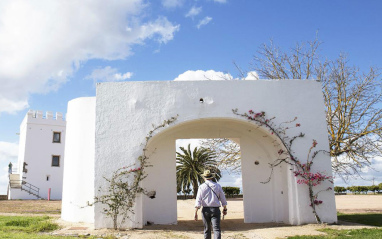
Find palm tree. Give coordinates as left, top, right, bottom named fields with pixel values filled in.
left=176, top=144, right=221, bottom=198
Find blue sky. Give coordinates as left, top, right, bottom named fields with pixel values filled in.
left=0, top=0, right=381, bottom=194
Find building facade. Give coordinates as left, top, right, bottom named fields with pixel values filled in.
left=61, top=80, right=337, bottom=228
left=8, top=110, right=66, bottom=200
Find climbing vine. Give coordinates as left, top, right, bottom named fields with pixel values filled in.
left=233, top=109, right=333, bottom=224
left=94, top=115, right=178, bottom=230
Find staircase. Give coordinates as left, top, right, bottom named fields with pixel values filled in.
left=9, top=175, right=43, bottom=199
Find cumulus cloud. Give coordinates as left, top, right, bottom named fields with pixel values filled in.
left=185, top=6, right=202, bottom=18
left=85, top=66, right=133, bottom=82
left=162, top=0, right=184, bottom=8
left=174, top=70, right=259, bottom=81
left=197, top=16, right=213, bottom=29
left=244, top=71, right=259, bottom=80
left=174, top=70, right=231, bottom=81
left=0, top=98, right=29, bottom=115
left=0, top=0, right=180, bottom=114
left=0, top=141, right=18, bottom=194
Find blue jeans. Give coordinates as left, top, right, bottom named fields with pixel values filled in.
left=202, top=207, right=221, bottom=239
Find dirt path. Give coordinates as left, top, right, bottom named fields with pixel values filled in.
left=1, top=195, right=380, bottom=238
left=48, top=195, right=380, bottom=239
left=335, top=195, right=382, bottom=214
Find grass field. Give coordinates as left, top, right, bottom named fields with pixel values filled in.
left=288, top=228, right=382, bottom=239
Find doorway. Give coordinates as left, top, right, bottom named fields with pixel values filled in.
left=141, top=118, right=290, bottom=225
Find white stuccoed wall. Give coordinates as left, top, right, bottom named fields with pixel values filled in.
left=9, top=110, right=66, bottom=200
left=61, top=97, right=96, bottom=223
left=142, top=119, right=289, bottom=225
left=89, top=80, right=337, bottom=229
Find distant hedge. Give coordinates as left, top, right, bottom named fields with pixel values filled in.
left=222, top=187, right=240, bottom=197
left=334, top=183, right=382, bottom=194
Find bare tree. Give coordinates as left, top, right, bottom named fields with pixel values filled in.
left=204, top=39, right=382, bottom=179
left=252, top=39, right=382, bottom=178
left=200, top=138, right=241, bottom=174
left=318, top=56, right=382, bottom=177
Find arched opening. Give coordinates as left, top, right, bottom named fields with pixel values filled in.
left=141, top=117, right=291, bottom=225
left=175, top=137, right=243, bottom=223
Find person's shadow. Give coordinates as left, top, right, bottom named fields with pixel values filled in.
left=143, top=219, right=287, bottom=232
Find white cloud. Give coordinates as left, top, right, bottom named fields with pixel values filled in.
left=197, top=16, right=212, bottom=29
left=213, top=0, right=227, bottom=3
left=176, top=139, right=202, bottom=152
left=0, top=0, right=180, bottom=114
left=174, top=70, right=232, bottom=81
left=174, top=70, right=259, bottom=81
left=136, top=16, right=180, bottom=44
left=0, top=98, right=29, bottom=114
left=0, top=142, right=18, bottom=163
left=185, top=6, right=202, bottom=18
left=244, top=71, right=259, bottom=80
left=162, top=0, right=184, bottom=8
left=86, top=66, right=133, bottom=82
left=0, top=141, right=18, bottom=194
left=333, top=156, right=382, bottom=187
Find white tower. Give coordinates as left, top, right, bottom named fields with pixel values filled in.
left=8, top=110, right=66, bottom=200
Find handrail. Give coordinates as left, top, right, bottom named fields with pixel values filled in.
left=9, top=180, right=40, bottom=198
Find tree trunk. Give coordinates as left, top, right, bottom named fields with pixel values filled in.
left=192, top=179, right=198, bottom=199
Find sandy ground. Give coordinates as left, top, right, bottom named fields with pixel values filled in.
left=46, top=195, right=381, bottom=239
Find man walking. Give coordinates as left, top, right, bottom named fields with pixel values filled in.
left=194, top=170, right=227, bottom=239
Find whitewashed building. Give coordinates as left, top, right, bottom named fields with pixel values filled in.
left=8, top=110, right=66, bottom=200
left=61, top=80, right=337, bottom=229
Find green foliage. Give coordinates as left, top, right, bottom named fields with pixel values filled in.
left=346, top=186, right=375, bottom=194
left=222, top=187, right=240, bottom=197
left=337, top=212, right=382, bottom=227
left=288, top=228, right=382, bottom=239
left=30, top=221, right=59, bottom=232
left=176, top=144, right=221, bottom=198
left=0, top=232, right=80, bottom=239
left=379, top=183, right=382, bottom=191
left=334, top=186, right=346, bottom=194
left=5, top=220, right=31, bottom=227
left=0, top=215, right=58, bottom=233
left=368, top=185, right=379, bottom=194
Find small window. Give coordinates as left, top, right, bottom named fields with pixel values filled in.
left=53, top=132, right=61, bottom=143
left=52, top=155, right=60, bottom=167
left=46, top=175, right=50, bottom=181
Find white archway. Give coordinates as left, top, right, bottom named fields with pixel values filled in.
left=62, top=80, right=337, bottom=229
left=142, top=117, right=292, bottom=225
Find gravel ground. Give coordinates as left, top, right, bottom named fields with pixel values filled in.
left=1, top=195, right=381, bottom=238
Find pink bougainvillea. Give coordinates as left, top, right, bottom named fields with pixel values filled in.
left=233, top=108, right=333, bottom=224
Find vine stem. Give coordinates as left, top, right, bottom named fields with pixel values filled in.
left=233, top=108, right=331, bottom=224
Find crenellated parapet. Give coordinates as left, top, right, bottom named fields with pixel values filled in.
left=27, top=110, right=64, bottom=121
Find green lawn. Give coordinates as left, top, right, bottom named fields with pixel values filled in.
left=288, top=228, right=382, bottom=239
left=288, top=212, right=382, bottom=239
left=337, top=213, right=382, bottom=227
left=0, top=215, right=91, bottom=239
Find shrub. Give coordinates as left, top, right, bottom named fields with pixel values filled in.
left=334, top=186, right=346, bottom=194
left=30, top=221, right=59, bottom=232
left=368, top=185, right=379, bottom=194
left=222, top=187, right=240, bottom=197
